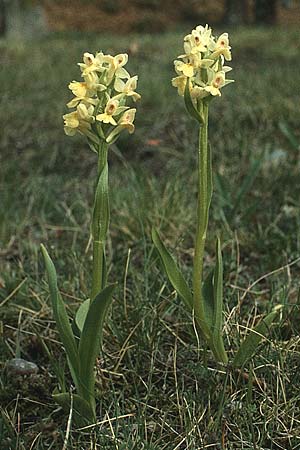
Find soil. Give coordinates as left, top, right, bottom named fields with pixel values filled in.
left=43, top=0, right=300, bottom=33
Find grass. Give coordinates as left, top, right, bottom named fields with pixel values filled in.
left=1, top=25, right=300, bottom=449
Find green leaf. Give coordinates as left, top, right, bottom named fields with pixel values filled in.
left=232, top=305, right=283, bottom=368
left=75, top=299, right=90, bottom=333
left=40, top=245, right=80, bottom=390
left=202, top=239, right=228, bottom=364
left=102, top=250, right=107, bottom=287
left=184, top=79, right=204, bottom=124
left=202, top=270, right=214, bottom=329
left=87, top=139, right=99, bottom=154
left=152, top=228, right=193, bottom=309
left=53, top=393, right=95, bottom=425
left=92, top=162, right=109, bottom=243
left=201, top=240, right=228, bottom=364
left=78, top=284, right=116, bottom=406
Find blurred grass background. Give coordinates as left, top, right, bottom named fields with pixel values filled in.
left=1, top=4, right=300, bottom=449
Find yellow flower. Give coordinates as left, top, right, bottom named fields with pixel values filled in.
left=63, top=103, right=95, bottom=136
left=184, top=32, right=206, bottom=55
left=106, top=108, right=136, bottom=143
left=99, top=53, right=130, bottom=83
left=183, top=25, right=214, bottom=56
left=84, top=71, right=106, bottom=92
left=96, top=97, right=129, bottom=126
left=174, top=60, right=194, bottom=78
left=78, top=52, right=102, bottom=75
left=195, top=24, right=213, bottom=41
left=117, top=108, right=136, bottom=133
left=69, top=81, right=89, bottom=98
left=83, top=52, right=95, bottom=65
left=96, top=99, right=119, bottom=125
left=77, top=103, right=94, bottom=122
left=63, top=111, right=79, bottom=135
left=204, top=70, right=226, bottom=96
left=191, top=85, right=209, bottom=99
left=113, top=53, right=130, bottom=78
left=171, top=75, right=187, bottom=96
left=175, top=53, right=213, bottom=75
left=114, top=75, right=141, bottom=101
left=67, top=81, right=98, bottom=108
left=211, top=33, right=232, bottom=61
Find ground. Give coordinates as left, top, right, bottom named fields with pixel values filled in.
left=44, top=1, right=300, bottom=32
left=0, top=26, right=300, bottom=449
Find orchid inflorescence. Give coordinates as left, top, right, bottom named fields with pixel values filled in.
left=172, top=25, right=234, bottom=101
left=63, top=51, right=140, bottom=146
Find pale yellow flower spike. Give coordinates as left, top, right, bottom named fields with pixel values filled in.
left=172, top=25, right=233, bottom=102
left=64, top=49, right=140, bottom=142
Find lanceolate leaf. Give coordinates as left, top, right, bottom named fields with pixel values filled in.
left=201, top=240, right=228, bottom=364
left=232, top=305, right=283, bottom=368
left=53, top=393, right=95, bottom=424
left=202, top=270, right=214, bottom=329
left=78, top=284, right=116, bottom=406
left=152, top=228, right=193, bottom=309
left=75, top=299, right=90, bottom=334
left=92, top=162, right=109, bottom=243
left=41, top=245, right=80, bottom=390
left=102, top=250, right=107, bottom=287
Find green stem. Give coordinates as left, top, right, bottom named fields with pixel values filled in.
left=91, top=141, right=109, bottom=301
left=192, top=102, right=211, bottom=339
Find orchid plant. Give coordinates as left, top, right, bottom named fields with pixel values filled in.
left=41, top=50, right=140, bottom=423
left=152, top=25, right=281, bottom=367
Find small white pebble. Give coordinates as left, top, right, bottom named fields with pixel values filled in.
left=6, top=358, right=39, bottom=375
